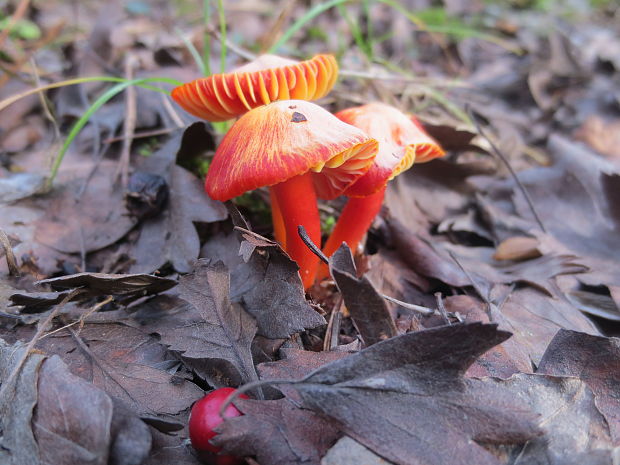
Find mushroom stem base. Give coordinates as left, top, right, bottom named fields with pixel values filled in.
left=270, top=189, right=286, bottom=250
left=270, top=173, right=321, bottom=289
left=318, top=187, right=386, bottom=281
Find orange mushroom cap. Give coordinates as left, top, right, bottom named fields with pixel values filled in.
left=171, top=54, right=339, bottom=122
left=205, top=100, right=378, bottom=201
left=335, top=103, right=445, bottom=198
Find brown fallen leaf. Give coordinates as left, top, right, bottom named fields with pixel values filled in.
left=386, top=217, right=472, bottom=288
left=145, top=428, right=200, bottom=465
left=213, top=397, right=341, bottom=465
left=574, top=115, right=620, bottom=160
left=329, top=244, right=397, bottom=347
left=34, top=160, right=138, bottom=254
left=493, top=236, right=542, bottom=261
left=322, top=436, right=391, bottom=465
left=9, top=271, right=177, bottom=313
left=449, top=286, right=600, bottom=368
left=130, top=124, right=228, bottom=274
left=138, top=260, right=259, bottom=388
left=0, top=340, right=152, bottom=465
left=202, top=229, right=326, bottom=339
left=0, top=340, right=44, bottom=465
left=258, top=348, right=350, bottom=383
left=489, top=374, right=614, bottom=465
left=385, top=158, right=493, bottom=228
left=289, top=323, right=541, bottom=465
left=438, top=295, right=532, bottom=379
left=483, top=135, right=620, bottom=292
left=38, top=271, right=177, bottom=295
left=34, top=322, right=203, bottom=431
left=538, top=329, right=620, bottom=445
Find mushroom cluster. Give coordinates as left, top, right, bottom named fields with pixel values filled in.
left=172, top=54, right=444, bottom=290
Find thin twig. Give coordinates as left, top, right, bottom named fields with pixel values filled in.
left=219, top=378, right=299, bottom=418
left=0, top=228, right=19, bottom=276
left=339, top=69, right=471, bottom=88
left=298, top=225, right=329, bottom=264
left=30, top=58, right=61, bottom=142
left=466, top=105, right=547, bottom=233
left=67, top=326, right=137, bottom=403
left=116, top=54, right=138, bottom=187
left=448, top=250, right=489, bottom=304
left=207, top=25, right=256, bottom=62
left=434, top=292, right=451, bottom=324
left=298, top=226, right=437, bottom=316
left=382, top=294, right=435, bottom=315
left=39, top=295, right=113, bottom=340
left=448, top=250, right=495, bottom=322
left=160, top=92, right=186, bottom=128
left=323, top=296, right=344, bottom=351
left=102, top=127, right=175, bottom=144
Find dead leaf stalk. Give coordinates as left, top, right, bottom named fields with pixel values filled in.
left=38, top=295, right=114, bottom=341
left=297, top=226, right=437, bottom=316
left=0, top=228, right=20, bottom=276
left=116, top=54, right=138, bottom=187
left=466, top=105, right=547, bottom=233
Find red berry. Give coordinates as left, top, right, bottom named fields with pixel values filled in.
left=189, top=388, right=249, bottom=464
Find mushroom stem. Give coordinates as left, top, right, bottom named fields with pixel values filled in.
left=270, top=172, right=321, bottom=289
left=270, top=190, right=287, bottom=250
left=317, top=186, right=386, bottom=281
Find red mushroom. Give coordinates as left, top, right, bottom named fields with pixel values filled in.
left=205, top=100, right=378, bottom=289
left=171, top=54, right=338, bottom=122
left=319, top=103, right=445, bottom=278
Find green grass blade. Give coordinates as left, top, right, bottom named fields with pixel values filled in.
left=176, top=27, right=205, bottom=73
left=203, top=0, right=212, bottom=76
left=269, top=0, right=519, bottom=55
left=0, top=76, right=180, bottom=113
left=217, top=0, right=227, bottom=73
left=47, top=77, right=173, bottom=187
left=337, top=3, right=372, bottom=60
left=268, top=0, right=351, bottom=53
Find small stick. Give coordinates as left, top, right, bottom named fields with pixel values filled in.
left=116, top=54, right=138, bottom=187
left=0, top=228, right=19, bottom=276
left=39, top=295, right=113, bottom=340
left=382, top=294, right=435, bottom=316
left=434, top=292, right=451, bottom=324
left=207, top=26, right=256, bottom=62
left=298, top=226, right=437, bottom=316
left=160, top=92, right=186, bottom=129
left=466, top=105, right=547, bottom=233
left=298, top=225, right=328, bottom=264
left=323, top=296, right=344, bottom=351
left=339, top=69, right=470, bottom=88
left=102, top=127, right=175, bottom=144
left=219, top=378, right=298, bottom=419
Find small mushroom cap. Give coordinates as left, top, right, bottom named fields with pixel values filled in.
left=205, top=100, right=378, bottom=201
left=335, top=103, right=445, bottom=197
left=171, top=54, right=338, bottom=122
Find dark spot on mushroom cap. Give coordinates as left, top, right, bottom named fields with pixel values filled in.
left=291, top=112, right=307, bottom=123
left=288, top=105, right=297, bottom=109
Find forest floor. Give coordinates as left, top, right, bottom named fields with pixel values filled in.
left=1, top=1, right=620, bottom=464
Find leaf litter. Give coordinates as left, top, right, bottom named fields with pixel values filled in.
left=2, top=1, right=620, bottom=465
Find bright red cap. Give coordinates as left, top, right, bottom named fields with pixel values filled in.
left=205, top=100, right=378, bottom=201
left=171, top=54, right=339, bottom=122
left=335, top=103, right=445, bottom=197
